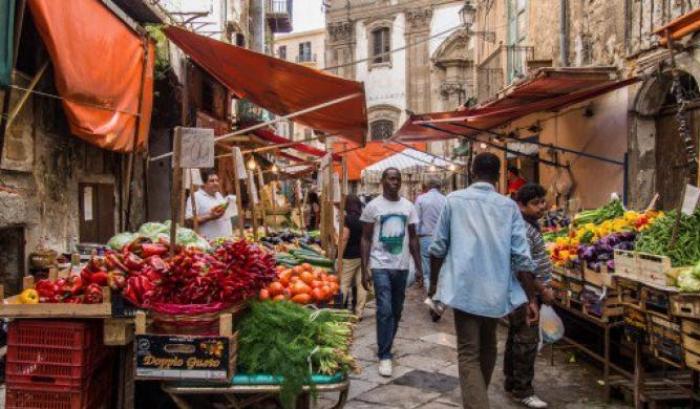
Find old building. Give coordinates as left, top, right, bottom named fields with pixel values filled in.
left=325, top=0, right=472, bottom=155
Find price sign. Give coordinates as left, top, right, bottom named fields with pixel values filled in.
left=681, top=184, right=700, bottom=215
left=176, top=127, right=215, bottom=169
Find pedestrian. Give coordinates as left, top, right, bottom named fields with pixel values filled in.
left=360, top=167, right=423, bottom=377
left=504, top=183, right=555, bottom=408
left=428, top=153, right=538, bottom=409
left=185, top=169, right=234, bottom=241
left=306, top=191, right=321, bottom=230
left=415, top=177, right=447, bottom=291
left=507, top=166, right=527, bottom=196
left=337, top=194, right=368, bottom=319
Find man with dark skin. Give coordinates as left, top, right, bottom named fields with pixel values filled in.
left=360, top=168, right=423, bottom=377
left=427, top=153, right=537, bottom=409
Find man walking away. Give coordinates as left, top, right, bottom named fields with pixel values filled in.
left=415, top=177, right=447, bottom=290
left=504, top=183, right=555, bottom=408
left=360, top=168, right=423, bottom=378
left=428, top=153, right=538, bottom=409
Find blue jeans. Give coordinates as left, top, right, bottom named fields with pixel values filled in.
left=419, top=236, right=433, bottom=289
left=372, top=269, right=408, bottom=360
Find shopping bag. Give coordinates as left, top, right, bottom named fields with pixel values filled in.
left=539, top=305, right=565, bottom=346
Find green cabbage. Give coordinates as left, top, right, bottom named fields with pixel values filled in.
left=678, top=269, right=700, bottom=293
left=138, top=222, right=169, bottom=239
left=107, top=232, right=136, bottom=251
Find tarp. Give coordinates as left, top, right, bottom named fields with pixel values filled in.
left=164, top=26, right=367, bottom=146
left=363, top=148, right=452, bottom=174
left=394, top=68, right=638, bottom=142
left=0, top=0, right=14, bottom=87
left=655, top=7, right=700, bottom=45
left=28, top=0, right=154, bottom=152
left=334, top=141, right=425, bottom=181
left=253, top=129, right=341, bottom=161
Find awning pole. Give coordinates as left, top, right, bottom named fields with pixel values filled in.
left=149, top=92, right=363, bottom=162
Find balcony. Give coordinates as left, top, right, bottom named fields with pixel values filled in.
left=266, top=0, right=293, bottom=33
left=296, top=54, right=317, bottom=64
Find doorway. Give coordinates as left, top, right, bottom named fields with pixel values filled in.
left=78, top=183, right=116, bottom=244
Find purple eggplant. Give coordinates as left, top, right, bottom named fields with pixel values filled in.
left=606, top=259, right=616, bottom=272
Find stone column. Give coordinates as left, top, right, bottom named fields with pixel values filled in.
left=405, top=8, right=433, bottom=114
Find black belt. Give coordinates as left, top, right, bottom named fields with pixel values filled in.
left=419, top=234, right=432, bottom=238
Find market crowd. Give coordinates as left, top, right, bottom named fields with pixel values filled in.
left=336, top=153, right=554, bottom=409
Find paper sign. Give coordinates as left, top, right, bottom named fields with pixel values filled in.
left=83, top=186, right=93, bottom=221
left=177, top=127, right=215, bottom=169
left=184, top=169, right=203, bottom=189
left=681, top=184, right=700, bottom=215
left=232, top=147, right=247, bottom=180
left=224, top=195, right=238, bottom=218
left=332, top=173, right=341, bottom=203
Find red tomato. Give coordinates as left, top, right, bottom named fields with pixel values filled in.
left=327, top=275, right=339, bottom=284
left=311, top=288, right=326, bottom=302
left=291, top=293, right=312, bottom=304
left=268, top=282, right=284, bottom=297
left=328, top=282, right=340, bottom=295
left=300, top=263, right=312, bottom=272
left=273, top=294, right=286, bottom=301
left=310, top=280, right=323, bottom=289
left=282, top=288, right=292, bottom=299
left=291, top=281, right=312, bottom=296
left=292, top=265, right=304, bottom=275
left=300, top=271, right=315, bottom=285
left=259, top=289, right=270, bottom=301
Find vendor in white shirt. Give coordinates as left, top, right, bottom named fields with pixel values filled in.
left=185, top=169, right=234, bottom=240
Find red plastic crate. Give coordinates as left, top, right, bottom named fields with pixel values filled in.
left=6, top=320, right=110, bottom=387
left=5, top=361, right=112, bottom=409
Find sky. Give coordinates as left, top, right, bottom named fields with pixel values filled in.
left=293, top=0, right=325, bottom=32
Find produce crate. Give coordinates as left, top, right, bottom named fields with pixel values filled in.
left=581, top=286, right=623, bottom=322
left=0, top=276, right=111, bottom=319
left=6, top=320, right=110, bottom=388
left=5, top=359, right=112, bottom=409
left=681, top=319, right=700, bottom=356
left=613, top=249, right=638, bottom=277
left=616, top=276, right=643, bottom=307
left=636, top=252, right=672, bottom=288
left=623, top=304, right=647, bottom=330
left=642, top=286, right=673, bottom=318
left=647, top=314, right=684, bottom=367
left=134, top=310, right=238, bottom=382
left=671, top=294, right=700, bottom=319
left=685, top=350, right=700, bottom=372
left=583, top=262, right=616, bottom=289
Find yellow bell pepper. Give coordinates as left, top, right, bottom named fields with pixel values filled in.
left=19, top=289, right=39, bottom=304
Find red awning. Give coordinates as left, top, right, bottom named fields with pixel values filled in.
left=28, top=0, right=154, bottom=153
left=252, top=129, right=340, bottom=162
left=394, top=68, right=638, bottom=142
left=164, top=26, right=367, bottom=146
left=654, top=7, right=700, bottom=45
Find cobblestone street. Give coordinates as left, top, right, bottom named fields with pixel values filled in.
left=316, top=288, right=632, bottom=409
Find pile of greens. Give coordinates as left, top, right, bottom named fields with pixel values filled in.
left=107, top=222, right=211, bottom=252
left=237, top=301, right=357, bottom=408
left=573, top=199, right=625, bottom=226
left=636, top=209, right=700, bottom=267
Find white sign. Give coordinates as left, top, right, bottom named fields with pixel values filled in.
left=183, top=169, right=203, bottom=189
left=233, top=147, right=247, bottom=180
left=83, top=186, right=93, bottom=221
left=681, top=184, right=700, bottom=215
left=177, top=127, right=215, bottom=169
left=248, top=172, right=259, bottom=205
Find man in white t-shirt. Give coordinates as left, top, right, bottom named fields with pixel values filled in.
left=360, top=167, right=423, bottom=378
left=185, top=169, right=234, bottom=240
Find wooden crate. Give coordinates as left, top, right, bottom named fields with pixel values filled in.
left=104, top=318, right=134, bottom=346
left=648, top=313, right=684, bottom=366
left=642, top=286, right=674, bottom=318
left=0, top=275, right=111, bottom=318
left=636, top=252, right=672, bottom=288
left=685, top=350, right=700, bottom=372
left=671, top=294, right=700, bottom=320
left=616, top=276, right=643, bottom=307
left=583, top=262, right=616, bottom=289
left=624, top=304, right=647, bottom=330
left=681, top=319, right=700, bottom=355
left=614, top=249, right=638, bottom=277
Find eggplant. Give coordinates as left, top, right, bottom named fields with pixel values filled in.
left=606, top=259, right=616, bottom=272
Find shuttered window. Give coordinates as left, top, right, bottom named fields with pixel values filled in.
left=371, top=27, right=390, bottom=64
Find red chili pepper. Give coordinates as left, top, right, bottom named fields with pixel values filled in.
left=142, top=243, right=168, bottom=258
left=105, top=253, right=129, bottom=273
left=84, top=283, right=103, bottom=304
left=89, top=271, right=109, bottom=286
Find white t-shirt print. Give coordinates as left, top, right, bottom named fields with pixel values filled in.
left=360, top=196, right=419, bottom=270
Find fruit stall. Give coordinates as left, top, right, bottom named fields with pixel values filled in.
left=0, top=221, right=354, bottom=409
left=543, top=198, right=700, bottom=408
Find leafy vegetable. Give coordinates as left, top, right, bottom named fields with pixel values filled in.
left=636, top=210, right=700, bottom=267
left=107, top=232, right=136, bottom=251
left=573, top=199, right=625, bottom=227
left=237, top=301, right=357, bottom=409
left=678, top=268, right=700, bottom=292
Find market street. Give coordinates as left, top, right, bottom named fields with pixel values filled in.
left=314, top=288, right=633, bottom=409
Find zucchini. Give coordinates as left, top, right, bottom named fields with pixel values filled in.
left=299, top=242, right=321, bottom=254
left=296, top=254, right=333, bottom=268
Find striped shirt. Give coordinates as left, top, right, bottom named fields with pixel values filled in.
left=525, top=221, right=552, bottom=284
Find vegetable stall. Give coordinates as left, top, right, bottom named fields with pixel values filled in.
left=542, top=198, right=700, bottom=407
left=0, top=220, right=355, bottom=409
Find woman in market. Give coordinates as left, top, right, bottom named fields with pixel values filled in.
left=306, top=191, right=321, bottom=230
left=337, top=194, right=368, bottom=319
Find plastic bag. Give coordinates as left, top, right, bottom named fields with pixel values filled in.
left=539, top=305, right=565, bottom=347
left=107, top=232, right=136, bottom=251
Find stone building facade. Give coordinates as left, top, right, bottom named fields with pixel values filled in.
left=325, top=0, right=473, bottom=155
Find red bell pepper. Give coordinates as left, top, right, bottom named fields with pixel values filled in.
left=142, top=243, right=168, bottom=258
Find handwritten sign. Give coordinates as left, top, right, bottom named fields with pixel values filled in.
left=176, top=127, right=215, bottom=169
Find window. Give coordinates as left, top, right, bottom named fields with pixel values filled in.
left=371, top=27, right=391, bottom=64
left=507, top=0, right=528, bottom=82
left=370, top=120, right=394, bottom=141
left=278, top=45, right=287, bottom=60
left=298, top=42, right=312, bottom=62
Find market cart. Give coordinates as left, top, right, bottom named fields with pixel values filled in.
left=162, top=376, right=350, bottom=409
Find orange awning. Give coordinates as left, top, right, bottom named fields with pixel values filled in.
left=28, top=0, right=154, bottom=153
left=333, top=141, right=426, bottom=181
left=253, top=129, right=341, bottom=161
left=655, top=7, right=700, bottom=45
left=394, top=68, right=637, bottom=142
left=164, top=26, right=367, bottom=146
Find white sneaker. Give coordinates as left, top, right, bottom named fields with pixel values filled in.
left=520, top=395, right=548, bottom=408
left=378, top=359, right=393, bottom=377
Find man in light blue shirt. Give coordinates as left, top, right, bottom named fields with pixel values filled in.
left=415, top=177, right=446, bottom=290
left=428, top=153, right=538, bottom=409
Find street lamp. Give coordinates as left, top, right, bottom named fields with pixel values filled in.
left=459, top=0, right=496, bottom=43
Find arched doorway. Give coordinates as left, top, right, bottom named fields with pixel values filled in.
left=633, top=70, right=700, bottom=210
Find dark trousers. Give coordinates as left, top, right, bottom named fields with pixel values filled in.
left=454, top=309, right=498, bottom=409
left=504, top=304, right=540, bottom=399
left=372, top=269, right=408, bottom=360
